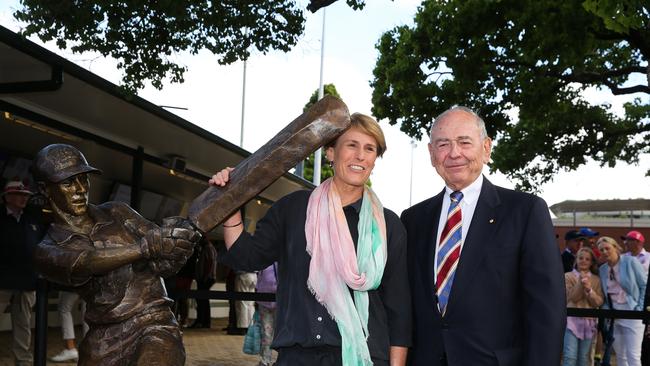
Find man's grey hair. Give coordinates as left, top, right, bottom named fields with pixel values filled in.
left=430, top=105, right=489, bottom=140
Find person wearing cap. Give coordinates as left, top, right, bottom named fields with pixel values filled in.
left=598, top=236, right=647, bottom=366
left=578, top=227, right=602, bottom=260
left=578, top=227, right=599, bottom=239
left=31, top=144, right=201, bottom=366
left=0, top=179, right=46, bottom=366
left=621, top=230, right=650, bottom=366
left=563, top=230, right=583, bottom=273
left=623, top=231, right=649, bottom=273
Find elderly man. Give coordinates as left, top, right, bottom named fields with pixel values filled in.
left=401, top=106, right=566, bottom=365
left=32, top=144, right=199, bottom=366
left=0, top=179, right=46, bottom=366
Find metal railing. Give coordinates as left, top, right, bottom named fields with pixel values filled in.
left=3, top=278, right=649, bottom=365
left=26, top=279, right=279, bottom=366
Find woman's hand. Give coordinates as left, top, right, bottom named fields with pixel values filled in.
left=580, top=274, right=592, bottom=293
left=209, top=167, right=234, bottom=187
left=209, top=167, right=242, bottom=248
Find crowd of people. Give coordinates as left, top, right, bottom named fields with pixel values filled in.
left=0, top=105, right=648, bottom=366
left=561, top=228, right=649, bottom=366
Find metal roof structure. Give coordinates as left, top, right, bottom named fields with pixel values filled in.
left=0, top=25, right=313, bottom=220
left=549, top=199, right=650, bottom=216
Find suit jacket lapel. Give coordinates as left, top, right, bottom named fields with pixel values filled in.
left=422, top=189, right=445, bottom=306
left=445, top=178, right=501, bottom=317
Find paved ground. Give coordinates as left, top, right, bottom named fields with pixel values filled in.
left=0, top=318, right=270, bottom=366
left=0, top=318, right=618, bottom=366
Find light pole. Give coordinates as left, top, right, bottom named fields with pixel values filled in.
left=313, top=8, right=326, bottom=186
left=409, top=138, right=417, bottom=206
left=239, top=59, right=247, bottom=148
left=240, top=28, right=249, bottom=148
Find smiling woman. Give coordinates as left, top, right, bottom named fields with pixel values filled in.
left=324, top=113, right=386, bottom=205
left=210, top=112, right=411, bottom=366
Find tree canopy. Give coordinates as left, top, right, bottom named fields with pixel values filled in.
left=371, top=0, right=650, bottom=192
left=14, top=0, right=365, bottom=92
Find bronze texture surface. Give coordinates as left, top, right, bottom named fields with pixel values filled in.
left=32, top=144, right=199, bottom=366
left=188, top=95, right=351, bottom=233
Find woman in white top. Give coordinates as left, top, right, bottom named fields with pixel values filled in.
left=598, top=236, right=647, bottom=366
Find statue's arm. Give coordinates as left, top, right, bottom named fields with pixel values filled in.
left=120, top=207, right=199, bottom=276
left=34, top=235, right=147, bottom=286
left=74, top=245, right=144, bottom=275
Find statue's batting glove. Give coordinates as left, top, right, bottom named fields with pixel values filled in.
left=137, top=217, right=201, bottom=261
left=138, top=226, right=163, bottom=259
left=161, top=216, right=202, bottom=241
left=159, top=217, right=201, bottom=261
left=148, top=258, right=174, bottom=274
left=157, top=231, right=193, bottom=261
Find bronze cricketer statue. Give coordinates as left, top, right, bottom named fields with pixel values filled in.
left=33, top=96, right=351, bottom=365
left=33, top=144, right=199, bottom=366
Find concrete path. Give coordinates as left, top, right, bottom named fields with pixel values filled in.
left=0, top=318, right=268, bottom=366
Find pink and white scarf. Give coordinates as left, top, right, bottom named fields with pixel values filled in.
left=305, top=178, right=387, bottom=366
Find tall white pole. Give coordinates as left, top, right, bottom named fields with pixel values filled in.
left=409, top=139, right=416, bottom=206
left=313, top=8, right=326, bottom=185
left=240, top=28, right=249, bottom=148
left=240, top=58, right=247, bottom=148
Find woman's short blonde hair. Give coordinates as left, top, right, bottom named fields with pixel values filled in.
left=597, top=236, right=623, bottom=252
left=326, top=113, right=387, bottom=157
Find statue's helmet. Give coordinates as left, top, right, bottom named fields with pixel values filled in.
left=33, top=144, right=101, bottom=183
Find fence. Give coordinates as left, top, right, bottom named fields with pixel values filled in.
left=2, top=279, right=649, bottom=365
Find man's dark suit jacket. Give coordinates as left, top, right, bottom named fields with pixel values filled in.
left=401, top=178, right=566, bottom=366
left=561, top=250, right=576, bottom=273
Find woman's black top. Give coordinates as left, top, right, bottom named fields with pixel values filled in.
left=218, top=190, right=412, bottom=361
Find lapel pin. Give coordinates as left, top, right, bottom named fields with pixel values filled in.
left=489, top=219, right=495, bottom=224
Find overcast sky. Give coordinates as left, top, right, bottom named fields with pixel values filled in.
left=1, top=0, right=648, bottom=215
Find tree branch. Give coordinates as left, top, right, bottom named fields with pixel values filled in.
left=589, top=29, right=628, bottom=41
left=552, top=69, right=650, bottom=94
left=554, top=66, right=647, bottom=82
left=603, top=82, right=650, bottom=95
left=493, top=59, right=645, bottom=78
left=490, top=59, right=650, bottom=95
left=307, top=0, right=338, bottom=12
left=601, top=66, right=647, bottom=76
left=627, top=28, right=650, bottom=60
left=426, top=71, right=453, bottom=77
left=491, top=59, right=540, bottom=70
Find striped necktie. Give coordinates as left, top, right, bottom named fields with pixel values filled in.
left=436, top=191, right=463, bottom=315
